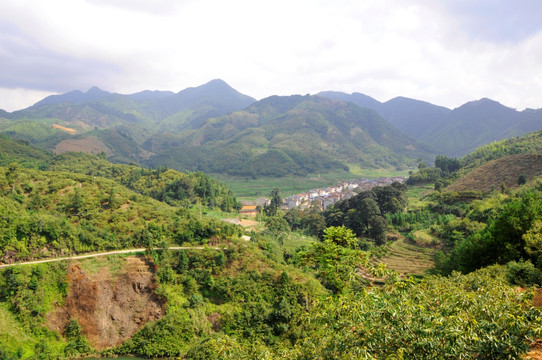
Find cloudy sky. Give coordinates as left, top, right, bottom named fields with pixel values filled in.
left=1, top=0, right=541, bottom=112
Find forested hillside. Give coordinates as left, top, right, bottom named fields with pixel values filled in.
left=145, top=95, right=434, bottom=176
left=1, top=134, right=542, bottom=358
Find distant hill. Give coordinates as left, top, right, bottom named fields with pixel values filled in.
left=318, top=92, right=542, bottom=157
left=32, top=86, right=111, bottom=107
left=318, top=91, right=383, bottom=111
left=317, top=91, right=451, bottom=140
left=8, top=79, right=256, bottom=132
left=1, top=80, right=257, bottom=164
left=423, top=98, right=520, bottom=156
left=144, top=95, right=435, bottom=177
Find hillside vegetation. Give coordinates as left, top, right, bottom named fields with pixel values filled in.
left=446, top=154, right=542, bottom=192
left=146, top=95, right=434, bottom=177
left=1, top=82, right=438, bottom=178
left=0, top=141, right=542, bottom=358
left=2, top=97, right=542, bottom=358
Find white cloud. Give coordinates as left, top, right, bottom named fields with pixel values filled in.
left=0, top=0, right=541, bottom=111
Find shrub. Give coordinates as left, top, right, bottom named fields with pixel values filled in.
left=506, top=260, right=542, bottom=287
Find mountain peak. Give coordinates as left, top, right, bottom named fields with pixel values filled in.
left=205, top=79, right=230, bottom=87
left=87, top=86, right=108, bottom=95
left=32, top=87, right=111, bottom=108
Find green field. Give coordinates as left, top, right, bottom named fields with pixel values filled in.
left=405, top=183, right=434, bottom=209
left=214, top=167, right=410, bottom=199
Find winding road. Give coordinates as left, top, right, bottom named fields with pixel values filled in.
left=0, top=246, right=217, bottom=269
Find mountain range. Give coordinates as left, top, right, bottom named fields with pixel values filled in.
left=319, top=91, right=542, bottom=156
left=1, top=79, right=541, bottom=177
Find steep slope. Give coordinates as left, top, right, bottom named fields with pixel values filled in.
left=456, top=129, right=542, bottom=174
left=144, top=95, right=435, bottom=176
left=47, top=256, right=165, bottom=349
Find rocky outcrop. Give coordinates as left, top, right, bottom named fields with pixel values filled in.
left=47, top=256, right=165, bottom=349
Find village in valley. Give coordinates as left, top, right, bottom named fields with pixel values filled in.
left=239, top=176, right=407, bottom=216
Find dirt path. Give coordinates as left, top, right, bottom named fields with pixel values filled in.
left=221, top=218, right=260, bottom=231
left=0, top=246, right=214, bottom=269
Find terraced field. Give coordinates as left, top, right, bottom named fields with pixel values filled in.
left=373, top=236, right=438, bottom=277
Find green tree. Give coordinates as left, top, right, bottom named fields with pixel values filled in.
left=323, top=225, right=357, bottom=248
left=265, top=188, right=282, bottom=216
left=265, top=216, right=290, bottom=234
left=369, top=216, right=388, bottom=246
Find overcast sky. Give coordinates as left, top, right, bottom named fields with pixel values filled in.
left=1, top=0, right=542, bottom=112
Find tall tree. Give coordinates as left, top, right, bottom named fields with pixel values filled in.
left=265, top=188, right=282, bottom=217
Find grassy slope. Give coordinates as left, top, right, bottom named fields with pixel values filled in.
left=446, top=154, right=542, bottom=193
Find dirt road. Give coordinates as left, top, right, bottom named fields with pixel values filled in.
left=0, top=246, right=214, bottom=269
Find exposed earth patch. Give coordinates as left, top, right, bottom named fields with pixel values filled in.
left=47, top=256, right=165, bottom=349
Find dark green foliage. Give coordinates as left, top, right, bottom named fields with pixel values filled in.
left=435, top=188, right=542, bottom=274
left=264, top=188, right=282, bottom=216
left=323, top=183, right=406, bottom=244
left=406, top=167, right=442, bottom=185
left=265, top=216, right=290, bottom=235
left=369, top=216, right=388, bottom=245
left=119, top=310, right=195, bottom=357
left=506, top=260, right=542, bottom=287
left=284, top=206, right=327, bottom=239
left=518, top=173, right=528, bottom=185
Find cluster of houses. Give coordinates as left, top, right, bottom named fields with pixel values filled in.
left=240, top=176, right=406, bottom=216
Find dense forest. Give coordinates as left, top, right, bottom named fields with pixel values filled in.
left=1, top=129, right=542, bottom=359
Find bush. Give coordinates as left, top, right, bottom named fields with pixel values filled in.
left=506, top=260, right=542, bottom=287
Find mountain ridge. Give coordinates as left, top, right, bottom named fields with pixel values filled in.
left=317, top=91, right=542, bottom=156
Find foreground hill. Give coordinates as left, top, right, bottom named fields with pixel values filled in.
left=445, top=154, right=542, bottom=193
left=318, top=92, right=542, bottom=157
left=1, top=136, right=542, bottom=359
left=144, top=95, right=435, bottom=177
left=406, top=129, right=542, bottom=189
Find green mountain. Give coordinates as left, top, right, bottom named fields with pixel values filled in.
left=32, top=86, right=111, bottom=107
left=424, top=98, right=520, bottom=156
left=8, top=79, right=256, bottom=132
left=144, top=95, right=435, bottom=176
left=318, top=91, right=451, bottom=140
left=318, top=92, right=542, bottom=157
left=1, top=80, right=256, bottom=164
